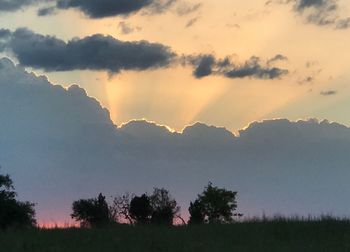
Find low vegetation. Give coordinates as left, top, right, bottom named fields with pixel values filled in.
left=2, top=218, right=350, bottom=251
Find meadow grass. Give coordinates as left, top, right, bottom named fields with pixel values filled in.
left=2, top=218, right=350, bottom=252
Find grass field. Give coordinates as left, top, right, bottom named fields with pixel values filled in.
left=2, top=218, right=350, bottom=252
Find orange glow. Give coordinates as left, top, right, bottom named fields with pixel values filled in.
left=37, top=221, right=79, bottom=229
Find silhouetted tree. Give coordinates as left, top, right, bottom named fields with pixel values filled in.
left=188, top=183, right=238, bottom=224
left=149, top=188, right=180, bottom=225
left=129, top=194, right=152, bottom=225
left=112, top=190, right=182, bottom=225
left=0, top=173, right=36, bottom=229
left=188, top=199, right=205, bottom=224
left=111, top=193, right=133, bottom=224
left=71, top=193, right=113, bottom=228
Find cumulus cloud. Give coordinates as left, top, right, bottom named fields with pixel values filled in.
left=0, top=57, right=119, bottom=222
left=186, top=54, right=289, bottom=79
left=278, top=0, right=350, bottom=29
left=0, top=28, right=176, bottom=73
left=54, top=0, right=176, bottom=18
left=3, top=57, right=350, bottom=223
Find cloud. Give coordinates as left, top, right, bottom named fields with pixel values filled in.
left=176, top=2, right=201, bottom=16
left=336, top=18, right=350, bottom=29
left=55, top=0, right=176, bottom=18
left=0, top=28, right=289, bottom=80
left=145, top=0, right=177, bottom=15
left=186, top=54, right=289, bottom=79
left=37, top=6, right=56, bottom=16
left=279, top=0, right=350, bottom=29
left=320, top=90, right=337, bottom=96
left=267, top=54, right=288, bottom=65
left=0, top=28, right=176, bottom=73
left=298, top=75, right=314, bottom=84
left=0, top=0, right=43, bottom=12
left=189, top=55, right=216, bottom=78
left=3, top=57, right=350, bottom=223
left=0, top=57, right=118, bottom=221
left=118, top=21, right=142, bottom=35
left=185, top=17, right=199, bottom=28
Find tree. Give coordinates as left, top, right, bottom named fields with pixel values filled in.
left=0, top=173, right=36, bottom=229
left=188, top=183, right=238, bottom=224
left=111, top=193, right=133, bottom=224
left=149, top=188, right=180, bottom=225
left=129, top=194, right=152, bottom=225
left=71, top=193, right=113, bottom=227
left=112, top=190, right=181, bottom=226
left=188, top=199, right=205, bottom=224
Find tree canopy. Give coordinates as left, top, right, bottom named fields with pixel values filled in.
left=149, top=188, right=180, bottom=225
left=71, top=193, right=112, bottom=228
left=0, top=173, right=36, bottom=229
left=112, top=188, right=181, bottom=225
left=189, top=183, right=238, bottom=224
left=129, top=194, right=152, bottom=225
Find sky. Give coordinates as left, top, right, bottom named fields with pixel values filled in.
left=1, top=0, right=350, bottom=224
left=1, top=0, right=350, bottom=132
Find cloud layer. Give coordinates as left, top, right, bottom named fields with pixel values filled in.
left=2, top=57, right=350, bottom=223
left=0, top=28, right=176, bottom=73
left=0, top=0, right=42, bottom=12
left=0, top=28, right=289, bottom=80
left=54, top=0, right=176, bottom=18
left=186, top=54, right=289, bottom=79
left=279, top=0, right=350, bottom=29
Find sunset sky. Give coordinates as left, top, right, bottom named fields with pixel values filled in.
left=1, top=0, right=350, bottom=224
left=1, top=0, right=350, bottom=132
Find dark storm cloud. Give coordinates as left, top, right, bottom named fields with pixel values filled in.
left=278, top=0, right=350, bottom=29
left=187, top=54, right=289, bottom=80
left=0, top=28, right=176, bottom=73
left=55, top=0, right=176, bottom=18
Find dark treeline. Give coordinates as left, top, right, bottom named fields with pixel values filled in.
left=70, top=182, right=240, bottom=228
left=0, top=171, right=241, bottom=229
